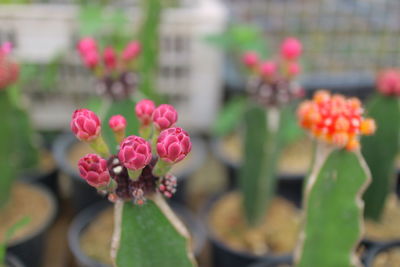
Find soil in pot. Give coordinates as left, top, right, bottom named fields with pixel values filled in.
left=68, top=142, right=193, bottom=177
left=370, top=247, right=400, bottom=267
left=365, top=195, right=400, bottom=241
left=208, top=192, right=301, bottom=256
left=79, top=206, right=201, bottom=265
left=220, top=134, right=313, bottom=175
left=0, top=183, right=54, bottom=244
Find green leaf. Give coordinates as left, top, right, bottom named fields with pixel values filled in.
left=102, top=99, right=139, bottom=154
left=212, top=96, right=247, bottom=136
left=116, top=197, right=195, bottom=267
left=0, top=217, right=30, bottom=265
left=296, top=149, right=370, bottom=267
left=362, top=94, right=400, bottom=221
left=137, top=0, right=163, bottom=103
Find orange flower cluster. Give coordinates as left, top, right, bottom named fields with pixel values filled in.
left=298, top=90, right=376, bottom=150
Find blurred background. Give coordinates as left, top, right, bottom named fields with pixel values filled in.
left=1, top=0, right=400, bottom=267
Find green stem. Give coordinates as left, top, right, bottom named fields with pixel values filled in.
left=89, top=136, right=110, bottom=158
left=153, top=159, right=172, bottom=177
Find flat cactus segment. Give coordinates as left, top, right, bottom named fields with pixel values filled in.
left=116, top=195, right=196, bottom=267
left=239, top=105, right=284, bottom=226
left=296, top=148, right=370, bottom=267
left=362, top=94, right=400, bottom=221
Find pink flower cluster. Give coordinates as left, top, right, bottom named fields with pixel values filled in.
left=377, top=69, right=400, bottom=96
left=72, top=101, right=192, bottom=202
left=0, top=43, right=19, bottom=90
left=77, top=37, right=141, bottom=71
left=242, top=37, right=302, bottom=79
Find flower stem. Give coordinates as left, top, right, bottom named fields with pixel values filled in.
left=152, top=159, right=172, bottom=177
left=90, top=136, right=110, bottom=158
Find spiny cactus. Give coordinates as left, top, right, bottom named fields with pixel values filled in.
left=295, top=91, right=375, bottom=267
left=362, top=69, right=400, bottom=221
left=0, top=43, right=38, bottom=209
left=71, top=101, right=196, bottom=267
left=238, top=37, right=304, bottom=226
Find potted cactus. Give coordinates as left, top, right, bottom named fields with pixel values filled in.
left=361, top=69, right=400, bottom=245
left=0, top=43, right=57, bottom=267
left=294, top=90, right=375, bottom=267
left=206, top=38, right=305, bottom=267
left=212, top=37, right=308, bottom=189
left=67, top=101, right=200, bottom=266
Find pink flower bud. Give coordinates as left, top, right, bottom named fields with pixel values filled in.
left=260, top=61, right=277, bottom=77
left=377, top=69, right=400, bottom=96
left=70, top=109, right=101, bottom=142
left=122, top=41, right=141, bottom=62
left=103, top=46, right=117, bottom=69
left=156, top=127, right=191, bottom=164
left=83, top=50, right=99, bottom=69
left=135, top=99, right=155, bottom=126
left=0, top=42, right=12, bottom=55
left=280, top=37, right=302, bottom=60
left=78, top=154, right=110, bottom=188
left=77, top=37, right=97, bottom=56
left=109, top=115, right=127, bottom=132
left=152, top=104, right=178, bottom=131
left=288, top=61, right=301, bottom=76
left=242, top=51, right=259, bottom=68
left=118, top=135, right=152, bottom=170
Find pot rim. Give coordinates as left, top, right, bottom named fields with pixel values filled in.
left=53, top=132, right=207, bottom=182
left=68, top=200, right=207, bottom=267
left=363, top=240, right=400, bottom=267
left=201, top=191, right=294, bottom=262
left=211, top=137, right=307, bottom=180
left=5, top=252, right=26, bottom=267
left=7, top=182, right=57, bottom=248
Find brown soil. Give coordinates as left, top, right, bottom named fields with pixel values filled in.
left=80, top=206, right=198, bottom=265
left=80, top=207, right=114, bottom=265
left=365, top=195, right=400, bottom=241
left=221, top=134, right=313, bottom=175
left=0, top=183, right=54, bottom=244
left=69, top=141, right=192, bottom=176
left=372, top=248, right=400, bottom=267
left=208, top=192, right=300, bottom=255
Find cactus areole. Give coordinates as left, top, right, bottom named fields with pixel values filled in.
left=295, top=91, right=375, bottom=267
left=71, top=101, right=196, bottom=267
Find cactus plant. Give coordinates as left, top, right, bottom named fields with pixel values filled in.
left=219, top=38, right=304, bottom=226
left=0, top=43, right=38, bottom=209
left=295, top=91, right=375, bottom=267
left=70, top=101, right=196, bottom=266
left=362, top=69, right=400, bottom=221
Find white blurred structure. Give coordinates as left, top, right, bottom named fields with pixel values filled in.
left=0, top=0, right=227, bottom=132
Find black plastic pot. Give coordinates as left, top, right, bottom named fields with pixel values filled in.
left=5, top=253, right=25, bottom=267
left=212, top=137, right=305, bottom=202
left=249, top=256, right=293, bottom=267
left=68, top=201, right=207, bottom=267
left=364, top=240, right=400, bottom=267
left=20, top=166, right=59, bottom=202
left=203, top=190, right=302, bottom=267
left=54, top=133, right=206, bottom=212
left=7, top=183, right=57, bottom=267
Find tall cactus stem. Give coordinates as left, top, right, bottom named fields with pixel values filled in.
left=111, top=200, right=123, bottom=267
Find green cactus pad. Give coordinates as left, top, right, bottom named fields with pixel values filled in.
left=239, top=105, right=285, bottom=226
left=362, top=94, right=400, bottom=221
left=102, top=99, right=139, bottom=154
left=116, top=195, right=196, bottom=267
left=0, top=91, right=16, bottom=208
left=296, top=148, right=370, bottom=267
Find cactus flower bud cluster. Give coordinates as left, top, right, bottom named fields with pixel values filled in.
left=71, top=100, right=191, bottom=205
left=76, top=37, right=141, bottom=100
left=377, top=69, right=400, bottom=96
left=242, top=37, right=304, bottom=107
left=0, top=43, right=19, bottom=90
left=297, top=90, right=376, bottom=151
